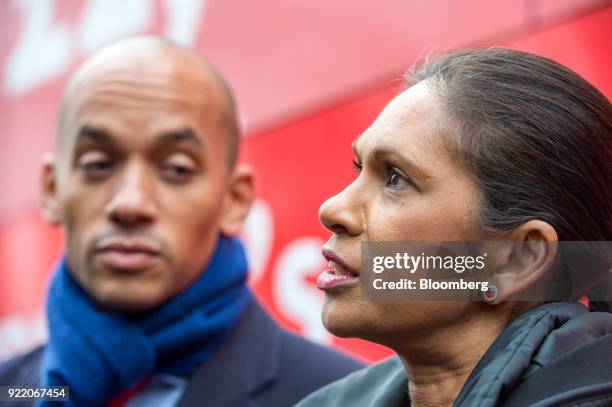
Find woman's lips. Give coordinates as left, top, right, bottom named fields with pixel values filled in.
left=316, top=268, right=359, bottom=290
left=317, top=250, right=360, bottom=291
left=321, top=249, right=359, bottom=275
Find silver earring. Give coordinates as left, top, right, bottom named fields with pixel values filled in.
left=482, top=284, right=499, bottom=304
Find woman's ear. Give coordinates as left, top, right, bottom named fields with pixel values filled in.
left=219, top=164, right=255, bottom=237
left=488, top=220, right=558, bottom=303
left=41, top=154, right=62, bottom=225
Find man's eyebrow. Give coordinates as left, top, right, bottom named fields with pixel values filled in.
left=157, top=128, right=202, bottom=147
left=77, top=125, right=115, bottom=144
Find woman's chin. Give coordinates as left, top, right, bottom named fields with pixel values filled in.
left=321, top=295, right=370, bottom=338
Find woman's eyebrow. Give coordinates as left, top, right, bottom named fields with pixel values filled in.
left=372, top=147, right=432, bottom=180
left=351, top=141, right=361, bottom=158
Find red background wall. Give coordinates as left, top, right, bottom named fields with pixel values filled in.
left=1, top=0, right=610, bottom=362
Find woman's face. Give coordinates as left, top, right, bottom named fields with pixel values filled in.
left=318, top=82, right=487, bottom=345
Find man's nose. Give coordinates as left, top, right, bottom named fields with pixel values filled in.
left=105, top=162, right=158, bottom=227
left=318, top=182, right=363, bottom=237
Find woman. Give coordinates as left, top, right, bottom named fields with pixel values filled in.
left=297, top=49, right=611, bottom=406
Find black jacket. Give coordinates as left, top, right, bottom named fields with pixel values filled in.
left=296, top=302, right=612, bottom=406
left=0, top=300, right=364, bottom=406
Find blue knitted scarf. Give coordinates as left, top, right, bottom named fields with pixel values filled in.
left=39, top=237, right=252, bottom=406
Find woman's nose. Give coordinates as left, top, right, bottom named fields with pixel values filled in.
left=318, top=184, right=363, bottom=237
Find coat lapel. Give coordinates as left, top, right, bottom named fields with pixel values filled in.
left=177, top=300, right=283, bottom=406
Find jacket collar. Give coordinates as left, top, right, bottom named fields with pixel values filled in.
left=177, top=299, right=283, bottom=405
left=455, top=302, right=591, bottom=406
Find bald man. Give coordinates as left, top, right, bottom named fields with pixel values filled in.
left=0, top=36, right=362, bottom=407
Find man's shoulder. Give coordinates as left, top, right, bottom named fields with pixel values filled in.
left=278, top=329, right=364, bottom=378
left=179, top=299, right=365, bottom=406
left=258, top=329, right=366, bottom=406
left=236, top=299, right=365, bottom=381
left=0, top=345, right=44, bottom=386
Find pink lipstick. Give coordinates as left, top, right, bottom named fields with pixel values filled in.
left=316, top=249, right=359, bottom=291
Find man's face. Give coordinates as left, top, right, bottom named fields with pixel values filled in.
left=46, top=56, right=236, bottom=313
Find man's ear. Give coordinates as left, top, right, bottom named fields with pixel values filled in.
left=219, top=164, right=255, bottom=237
left=488, top=220, right=558, bottom=303
left=41, top=154, right=62, bottom=225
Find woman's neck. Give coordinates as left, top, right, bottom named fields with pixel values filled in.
left=394, top=306, right=514, bottom=407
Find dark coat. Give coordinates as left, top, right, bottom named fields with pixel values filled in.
left=0, top=300, right=364, bottom=406
left=296, top=302, right=612, bottom=407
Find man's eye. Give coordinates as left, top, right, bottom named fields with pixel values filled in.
left=78, top=152, right=112, bottom=177
left=163, top=165, right=194, bottom=177
left=161, top=154, right=197, bottom=181
left=81, top=161, right=111, bottom=171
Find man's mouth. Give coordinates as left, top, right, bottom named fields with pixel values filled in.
left=95, top=239, right=162, bottom=272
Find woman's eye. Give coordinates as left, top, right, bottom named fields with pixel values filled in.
left=352, top=159, right=363, bottom=172
left=386, top=166, right=411, bottom=188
